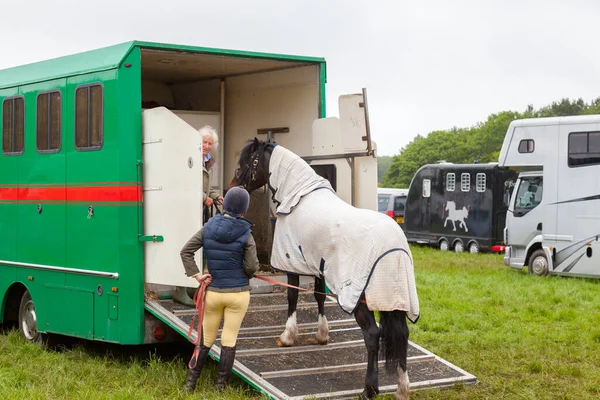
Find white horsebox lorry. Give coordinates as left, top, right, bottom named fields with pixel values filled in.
left=498, top=114, right=600, bottom=278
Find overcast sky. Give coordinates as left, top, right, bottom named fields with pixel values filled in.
left=2, top=1, right=599, bottom=156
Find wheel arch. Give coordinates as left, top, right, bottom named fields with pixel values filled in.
left=1, top=283, right=28, bottom=325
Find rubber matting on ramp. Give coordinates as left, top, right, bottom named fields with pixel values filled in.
left=147, top=290, right=476, bottom=399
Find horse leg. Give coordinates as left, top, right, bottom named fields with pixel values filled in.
left=277, top=273, right=299, bottom=347
left=314, top=276, right=329, bottom=345
left=354, top=298, right=380, bottom=399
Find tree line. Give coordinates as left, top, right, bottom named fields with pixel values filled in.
left=379, top=97, right=600, bottom=188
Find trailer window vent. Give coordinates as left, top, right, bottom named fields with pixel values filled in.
left=461, top=173, right=470, bottom=192
left=2, top=96, right=25, bottom=156
left=75, top=83, right=104, bottom=151
left=476, top=173, right=486, bottom=192
left=422, top=179, right=431, bottom=198
left=446, top=173, right=455, bottom=191
left=36, top=91, right=62, bottom=153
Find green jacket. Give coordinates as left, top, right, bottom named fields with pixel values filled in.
left=203, top=157, right=220, bottom=202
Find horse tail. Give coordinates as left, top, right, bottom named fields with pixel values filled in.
left=379, top=310, right=409, bottom=373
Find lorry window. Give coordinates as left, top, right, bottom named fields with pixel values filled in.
left=377, top=195, right=389, bottom=212
left=423, top=179, right=431, bottom=197
left=394, top=196, right=406, bottom=212
left=518, top=139, right=535, bottom=153
left=461, top=173, right=470, bottom=192
left=568, top=131, right=600, bottom=167
left=446, top=173, right=455, bottom=191
left=2, top=96, right=25, bottom=155
left=37, top=91, right=61, bottom=153
left=514, top=178, right=543, bottom=214
left=75, top=83, right=103, bottom=150
left=476, top=173, right=486, bottom=192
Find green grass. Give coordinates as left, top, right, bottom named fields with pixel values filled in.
left=1, top=246, right=599, bottom=399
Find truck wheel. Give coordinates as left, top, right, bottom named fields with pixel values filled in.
left=528, top=249, right=548, bottom=276
left=454, top=241, right=464, bottom=253
left=439, top=239, right=449, bottom=251
left=468, top=242, right=480, bottom=254
left=18, top=291, right=43, bottom=344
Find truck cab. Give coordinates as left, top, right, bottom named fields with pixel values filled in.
left=503, top=171, right=548, bottom=274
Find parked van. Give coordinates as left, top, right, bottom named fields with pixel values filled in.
left=498, top=114, right=600, bottom=278
left=378, top=187, right=408, bottom=225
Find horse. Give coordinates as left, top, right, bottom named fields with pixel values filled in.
left=443, top=200, right=469, bottom=232
left=231, top=138, right=420, bottom=400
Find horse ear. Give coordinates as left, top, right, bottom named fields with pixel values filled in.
left=253, top=137, right=260, bottom=148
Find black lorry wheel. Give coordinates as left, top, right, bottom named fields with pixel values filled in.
left=468, top=242, right=480, bottom=254
left=454, top=241, right=465, bottom=253
left=18, top=291, right=43, bottom=344
left=528, top=249, right=548, bottom=276
left=439, top=239, right=449, bottom=251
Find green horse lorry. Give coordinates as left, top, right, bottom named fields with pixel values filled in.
left=0, top=40, right=377, bottom=346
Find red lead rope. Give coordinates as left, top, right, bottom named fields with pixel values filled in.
left=254, top=275, right=367, bottom=304
left=187, top=279, right=210, bottom=369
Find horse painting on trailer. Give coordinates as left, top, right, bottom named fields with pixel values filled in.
left=231, top=138, right=420, bottom=400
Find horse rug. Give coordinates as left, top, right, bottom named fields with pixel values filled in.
left=268, top=145, right=419, bottom=322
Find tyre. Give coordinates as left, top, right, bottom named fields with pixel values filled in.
left=468, top=242, right=480, bottom=254
left=18, top=291, right=43, bottom=344
left=439, top=239, right=449, bottom=251
left=528, top=249, right=548, bottom=276
left=454, top=241, right=464, bottom=253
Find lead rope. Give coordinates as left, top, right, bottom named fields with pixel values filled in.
left=187, top=279, right=210, bottom=369
left=254, top=275, right=367, bottom=304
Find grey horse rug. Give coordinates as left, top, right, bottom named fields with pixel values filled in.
left=268, top=145, right=419, bottom=322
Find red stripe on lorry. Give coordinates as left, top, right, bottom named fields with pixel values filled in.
left=0, top=186, right=141, bottom=203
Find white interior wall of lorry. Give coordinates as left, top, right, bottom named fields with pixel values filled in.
left=224, top=65, right=319, bottom=179
left=142, top=107, right=204, bottom=288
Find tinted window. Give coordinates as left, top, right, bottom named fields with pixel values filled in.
left=518, top=139, right=535, bottom=153
left=568, top=131, right=600, bottom=167
left=75, top=84, right=103, bottom=150
left=393, top=196, right=406, bottom=212
left=2, top=97, right=25, bottom=155
left=37, top=91, right=62, bottom=153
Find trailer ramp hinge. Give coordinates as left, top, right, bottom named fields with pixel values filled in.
left=139, top=235, right=164, bottom=243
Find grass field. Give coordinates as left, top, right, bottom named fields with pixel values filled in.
left=1, top=246, right=599, bottom=399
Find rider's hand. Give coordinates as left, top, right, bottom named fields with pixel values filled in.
left=195, top=273, right=212, bottom=284
left=204, top=197, right=214, bottom=207
left=216, top=196, right=224, bottom=205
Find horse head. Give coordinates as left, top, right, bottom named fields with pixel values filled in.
left=230, top=137, right=274, bottom=193
left=445, top=200, right=455, bottom=211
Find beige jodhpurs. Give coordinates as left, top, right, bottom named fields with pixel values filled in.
left=202, top=290, right=250, bottom=347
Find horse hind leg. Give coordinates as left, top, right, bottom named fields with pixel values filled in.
left=314, top=276, right=329, bottom=345
left=354, top=299, right=380, bottom=399
left=277, top=274, right=299, bottom=347
left=380, top=310, right=411, bottom=400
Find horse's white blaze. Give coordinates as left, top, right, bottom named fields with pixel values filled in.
left=279, top=312, right=298, bottom=346
left=315, top=314, right=329, bottom=343
left=395, top=369, right=410, bottom=400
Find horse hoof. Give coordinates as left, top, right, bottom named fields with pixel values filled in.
left=276, top=338, right=293, bottom=347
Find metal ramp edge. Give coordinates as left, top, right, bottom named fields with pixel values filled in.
left=145, top=299, right=286, bottom=400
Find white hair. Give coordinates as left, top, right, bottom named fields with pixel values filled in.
left=198, top=125, right=219, bottom=149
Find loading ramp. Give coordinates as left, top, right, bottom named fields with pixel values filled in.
left=145, top=280, right=476, bottom=399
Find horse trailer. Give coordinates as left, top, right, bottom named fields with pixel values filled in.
left=498, top=114, right=600, bottom=278
left=403, top=163, right=517, bottom=253
left=0, top=40, right=378, bottom=348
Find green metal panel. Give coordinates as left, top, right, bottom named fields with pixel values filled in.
left=0, top=88, right=19, bottom=263
left=0, top=266, right=16, bottom=324
left=112, top=47, right=144, bottom=344
left=0, top=42, right=135, bottom=90
left=17, top=79, right=67, bottom=266
left=319, top=62, right=327, bottom=118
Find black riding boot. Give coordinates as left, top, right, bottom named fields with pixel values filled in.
left=183, top=345, right=211, bottom=394
left=216, top=346, right=237, bottom=392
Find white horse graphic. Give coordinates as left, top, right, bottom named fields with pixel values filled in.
left=443, top=200, right=469, bottom=232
